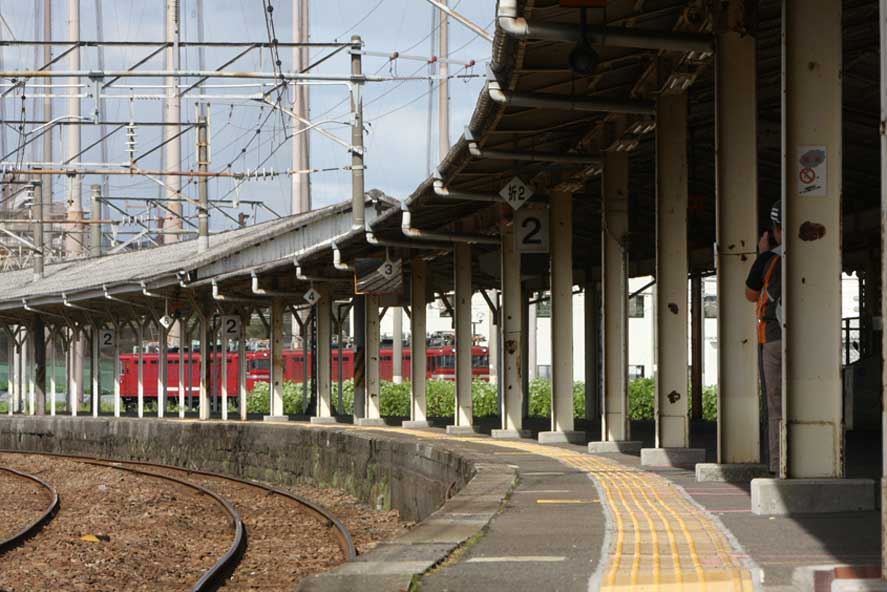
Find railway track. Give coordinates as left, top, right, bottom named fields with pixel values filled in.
left=0, top=465, right=59, bottom=555
left=0, top=450, right=356, bottom=590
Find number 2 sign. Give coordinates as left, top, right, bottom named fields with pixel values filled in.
left=221, top=316, right=241, bottom=339
left=515, top=207, right=549, bottom=253
left=499, top=177, right=534, bottom=210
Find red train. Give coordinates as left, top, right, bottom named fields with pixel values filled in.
left=118, top=346, right=490, bottom=401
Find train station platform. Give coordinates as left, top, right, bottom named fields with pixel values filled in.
left=0, top=416, right=880, bottom=591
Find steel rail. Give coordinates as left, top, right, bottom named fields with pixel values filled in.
left=0, top=465, right=60, bottom=555
left=0, top=451, right=245, bottom=592
left=0, top=450, right=356, bottom=563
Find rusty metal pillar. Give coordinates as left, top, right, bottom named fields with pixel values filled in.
left=590, top=151, right=640, bottom=454
left=447, top=244, right=475, bottom=435
left=697, top=0, right=768, bottom=483
left=404, top=256, right=430, bottom=428
left=751, top=0, right=874, bottom=515
left=641, top=92, right=705, bottom=467
left=493, top=216, right=526, bottom=438
left=539, top=190, right=583, bottom=444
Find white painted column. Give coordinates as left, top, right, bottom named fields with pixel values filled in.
left=178, top=317, right=187, bottom=418
left=158, top=324, right=167, bottom=419
left=113, top=323, right=121, bottom=418
left=590, top=151, right=640, bottom=454
left=487, top=291, right=498, bottom=386
left=782, top=0, right=843, bottom=480
left=265, top=299, right=287, bottom=420
left=655, top=93, right=691, bottom=448
left=67, top=330, right=77, bottom=417
left=199, top=315, right=210, bottom=420
left=27, top=332, right=34, bottom=416
left=405, top=257, right=429, bottom=428
left=750, top=0, right=868, bottom=515
left=540, top=191, right=581, bottom=444
left=527, top=303, right=537, bottom=380
left=220, top=328, right=228, bottom=421
left=239, top=311, right=248, bottom=421
left=316, top=294, right=332, bottom=419
left=392, top=307, right=403, bottom=384
left=7, top=336, right=13, bottom=416
left=49, top=335, right=56, bottom=417
left=493, top=217, right=525, bottom=439
left=136, top=322, right=144, bottom=418
left=357, top=294, right=384, bottom=425
left=709, top=1, right=765, bottom=474
left=91, top=326, right=100, bottom=417
left=880, top=0, right=887, bottom=569
left=449, top=244, right=474, bottom=434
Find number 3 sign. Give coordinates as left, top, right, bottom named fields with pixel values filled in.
left=515, top=207, right=550, bottom=253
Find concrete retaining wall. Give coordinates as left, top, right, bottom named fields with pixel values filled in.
left=0, top=417, right=473, bottom=522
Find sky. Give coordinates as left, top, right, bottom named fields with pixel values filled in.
left=0, top=0, right=495, bottom=234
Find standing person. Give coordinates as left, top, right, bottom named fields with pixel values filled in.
left=745, top=201, right=783, bottom=474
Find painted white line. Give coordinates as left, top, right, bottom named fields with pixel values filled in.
left=466, top=556, right=567, bottom=563
left=513, top=489, right=571, bottom=494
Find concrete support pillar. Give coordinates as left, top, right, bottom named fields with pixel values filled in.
left=404, top=257, right=430, bottom=428
left=220, top=326, right=228, bottom=421
left=392, top=307, right=403, bottom=384
left=67, top=329, right=77, bottom=417
left=92, top=326, right=101, bottom=418
left=540, top=191, right=582, bottom=444
left=487, top=291, right=498, bottom=386
left=697, top=3, right=767, bottom=481
left=158, top=324, right=168, bottom=419
left=7, top=336, right=14, bottom=416
left=265, top=298, right=288, bottom=421
left=199, top=315, right=210, bottom=420
left=881, top=0, right=887, bottom=572
left=751, top=0, right=873, bottom=514
left=113, top=324, right=121, bottom=418
left=178, top=317, right=187, bottom=418
left=590, top=152, right=640, bottom=454
left=33, top=319, right=45, bottom=416
left=493, top=218, right=526, bottom=439
left=136, top=322, right=144, bottom=419
left=315, top=294, right=333, bottom=420
left=26, top=332, right=34, bottom=415
left=448, top=243, right=475, bottom=435
left=585, top=274, right=602, bottom=435
left=49, top=334, right=56, bottom=417
left=691, top=274, right=704, bottom=421
left=642, top=92, right=705, bottom=468
left=353, top=296, right=366, bottom=420
left=527, top=300, right=537, bottom=380
left=521, top=286, right=531, bottom=420
left=357, top=294, right=383, bottom=425
left=239, top=311, right=248, bottom=421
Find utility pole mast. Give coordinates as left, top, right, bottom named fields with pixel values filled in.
left=292, top=0, right=311, bottom=215
left=438, top=0, right=450, bottom=161
left=42, top=0, right=52, bottom=212
left=426, top=6, right=438, bottom=175
left=65, top=0, right=83, bottom=256
left=162, top=0, right=182, bottom=244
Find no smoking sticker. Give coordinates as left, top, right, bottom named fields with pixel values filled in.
left=797, top=146, right=827, bottom=197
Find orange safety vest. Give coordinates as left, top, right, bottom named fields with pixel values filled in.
left=756, top=255, right=781, bottom=344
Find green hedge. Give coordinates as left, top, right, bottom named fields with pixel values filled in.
left=245, top=377, right=719, bottom=420
left=627, top=377, right=718, bottom=421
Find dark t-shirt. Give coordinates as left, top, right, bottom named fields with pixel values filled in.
left=746, top=250, right=782, bottom=343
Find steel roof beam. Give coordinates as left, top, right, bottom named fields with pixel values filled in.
left=496, top=0, right=714, bottom=53
left=487, top=79, right=656, bottom=116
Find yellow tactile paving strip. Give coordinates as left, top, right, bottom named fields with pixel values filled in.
left=268, top=421, right=756, bottom=591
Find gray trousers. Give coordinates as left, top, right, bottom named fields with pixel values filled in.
left=761, top=340, right=782, bottom=473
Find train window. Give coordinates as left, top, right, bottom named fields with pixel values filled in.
left=251, top=358, right=271, bottom=370
left=382, top=355, right=392, bottom=361
left=472, top=355, right=489, bottom=368
left=437, top=355, right=455, bottom=369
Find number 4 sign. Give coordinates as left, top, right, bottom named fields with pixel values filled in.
left=499, top=177, right=534, bottom=210
left=515, top=207, right=550, bottom=253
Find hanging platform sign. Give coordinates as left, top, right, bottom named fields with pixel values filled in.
left=355, top=257, right=404, bottom=296
left=499, top=176, right=534, bottom=210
